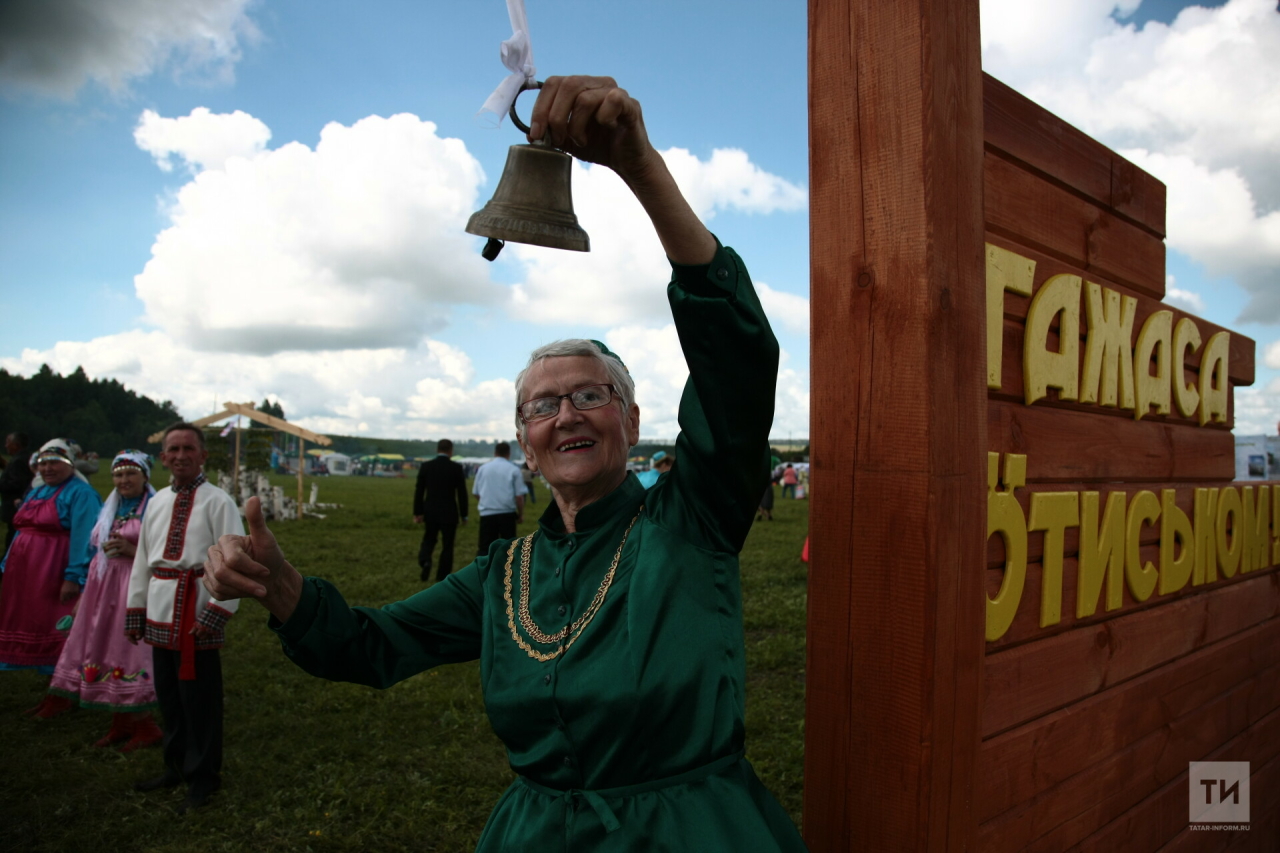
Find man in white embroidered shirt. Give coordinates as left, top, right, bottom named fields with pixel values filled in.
left=126, top=423, right=243, bottom=813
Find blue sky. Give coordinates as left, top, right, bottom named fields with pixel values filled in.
left=1, top=0, right=1276, bottom=440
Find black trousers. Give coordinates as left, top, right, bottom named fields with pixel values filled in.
left=152, top=647, right=223, bottom=793
left=477, top=513, right=517, bottom=556
left=418, top=519, right=458, bottom=581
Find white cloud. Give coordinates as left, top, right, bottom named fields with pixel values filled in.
left=1265, top=340, right=1280, bottom=371
left=1124, top=149, right=1280, bottom=322
left=981, top=0, right=1280, bottom=322
left=135, top=107, right=270, bottom=173
left=756, top=282, right=809, bottom=337
left=508, top=147, right=806, bottom=328
left=0, top=0, right=258, bottom=98
left=0, top=330, right=521, bottom=440
left=1163, top=274, right=1206, bottom=315
left=133, top=110, right=502, bottom=353
left=1234, top=383, right=1280, bottom=435
left=599, top=324, right=808, bottom=441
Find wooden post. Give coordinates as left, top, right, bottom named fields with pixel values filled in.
left=231, top=418, right=241, bottom=499
left=805, top=0, right=986, bottom=849
left=297, top=437, right=305, bottom=521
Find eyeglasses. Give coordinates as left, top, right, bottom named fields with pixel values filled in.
left=518, top=384, right=618, bottom=424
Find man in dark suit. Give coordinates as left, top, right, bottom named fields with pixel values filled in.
left=413, top=439, right=469, bottom=582
left=0, top=432, right=33, bottom=554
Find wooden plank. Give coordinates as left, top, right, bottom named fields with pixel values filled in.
left=146, top=407, right=238, bottom=444
left=985, top=153, right=1166, bottom=299
left=979, top=617, right=1280, bottom=822
left=982, top=572, right=1280, bottom=736
left=983, top=73, right=1166, bottom=238
left=984, top=480, right=1277, bottom=569
left=1160, top=753, right=1280, bottom=851
left=978, top=665, right=1280, bottom=850
left=1059, top=707, right=1280, bottom=851
left=986, top=559, right=1280, bottom=652
left=987, top=234, right=1257, bottom=390
left=989, top=399, right=1236, bottom=483
left=804, top=0, right=986, bottom=849
left=992, top=318, right=1242, bottom=430
left=223, top=401, right=333, bottom=446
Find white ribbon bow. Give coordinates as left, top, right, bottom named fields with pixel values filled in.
left=478, top=0, right=536, bottom=127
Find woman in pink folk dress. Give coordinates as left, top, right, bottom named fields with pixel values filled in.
left=47, top=450, right=163, bottom=749
left=0, top=439, right=101, bottom=719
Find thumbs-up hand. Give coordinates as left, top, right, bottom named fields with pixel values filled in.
left=204, top=496, right=304, bottom=622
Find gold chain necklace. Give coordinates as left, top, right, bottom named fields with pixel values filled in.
left=503, top=508, right=642, bottom=662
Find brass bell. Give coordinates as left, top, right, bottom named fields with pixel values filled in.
left=466, top=81, right=590, bottom=260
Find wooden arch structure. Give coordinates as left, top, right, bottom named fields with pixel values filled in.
left=804, top=0, right=1276, bottom=849
left=148, top=402, right=332, bottom=520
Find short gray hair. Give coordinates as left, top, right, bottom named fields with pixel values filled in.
left=514, top=339, right=636, bottom=437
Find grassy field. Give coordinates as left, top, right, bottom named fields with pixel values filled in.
left=1, top=470, right=809, bottom=852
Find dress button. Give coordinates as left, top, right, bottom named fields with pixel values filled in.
left=557, top=604, right=567, bottom=616
left=543, top=673, right=552, bottom=685
left=563, top=756, right=573, bottom=768
left=554, top=565, right=561, bottom=577
left=716, top=267, right=729, bottom=280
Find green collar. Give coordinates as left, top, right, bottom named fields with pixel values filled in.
left=537, top=472, right=646, bottom=538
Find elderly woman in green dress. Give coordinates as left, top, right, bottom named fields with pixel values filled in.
left=204, top=75, right=807, bottom=852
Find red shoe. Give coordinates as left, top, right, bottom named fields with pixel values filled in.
left=93, top=713, right=133, bottom=747
left=119, top=714, right=163, bottom=753
left=31, top=695, right=74, bottom=720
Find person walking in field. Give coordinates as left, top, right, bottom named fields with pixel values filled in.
left=780, top=463, right=798, bottom=499
left=413, top=439, right=469, bottom=583
left=471, top=442, right=526, bottom=556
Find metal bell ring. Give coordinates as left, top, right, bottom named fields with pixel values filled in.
left=466, top=81, right=591, bottom=261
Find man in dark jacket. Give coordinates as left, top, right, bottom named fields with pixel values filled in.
left=412, top=439, right=469, bottom=582
left=0, top=432, right=33, bottom=554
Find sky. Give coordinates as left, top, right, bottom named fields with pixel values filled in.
left=0, top=0, right=1276, bottom=442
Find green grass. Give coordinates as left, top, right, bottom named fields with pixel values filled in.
left=1, top=471, right=809, bottom=852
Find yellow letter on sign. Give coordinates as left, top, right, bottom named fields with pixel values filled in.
left=1024, top=274, right=1081, bottom=406
left=1242, top=486, right=1271, bottom=573
left=1193, top=487, right=1218, bottom=586
left=1081, top=282, right=1137, bottom=410
left=1029, top=491, right=1080, bottom=627
left=1134, top=310, right=1173, bottom=420
left=1199, top=331, right=1230, bottom=426
left=1078, top=491, right=1127, bottom=617
left=1216, top=486, right=1242, bottom=578
left=1159, top=489, right=1194, bottom=595
left=986, top=244, right=1035, bottom=390
left=1172, top=317, right=1202, bottom=419
left=987, top=453, right=1028, bottom=641
left=1125, top=490, right=1161, bottom=602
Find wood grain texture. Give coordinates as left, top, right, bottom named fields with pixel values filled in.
left=979, top=615, right=1280, bottom=823
left=983, top=73, right=1166, bottom=238
left=1061, top=706, right=1280, bottom=851
left=989, top=399, right=1236, bottom=483
left=985, top=153, right=1166, bottom=299
left=986, top=234, right=1256, bottom=389
left=805, top=0, right=986, bottom=849
left=982, top=571, right=1280, bottom=736
left=981, top=673, right=1280, bottom=851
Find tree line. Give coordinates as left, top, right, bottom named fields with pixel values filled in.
left=0, top=366, right=181, bottom=455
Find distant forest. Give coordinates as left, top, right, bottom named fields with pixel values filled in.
left=0, top=365, right=797, bottom=464
left=0, top=366, right=181, bottom=455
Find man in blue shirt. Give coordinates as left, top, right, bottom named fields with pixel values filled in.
left=471, top=442, right=527, bottom=556
left=636, top=450, right=673, bottom=489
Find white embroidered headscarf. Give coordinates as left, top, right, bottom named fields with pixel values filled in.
left=90, top=450, right=155, bottom=580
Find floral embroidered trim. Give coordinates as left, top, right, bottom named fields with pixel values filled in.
left=81, top=663, right=150, bottom=683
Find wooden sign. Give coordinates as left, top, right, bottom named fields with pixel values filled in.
left=806, top=1, right=1277, bottom=849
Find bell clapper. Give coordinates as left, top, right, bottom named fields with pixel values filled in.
left=481, top=237, right=505, bottom=262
